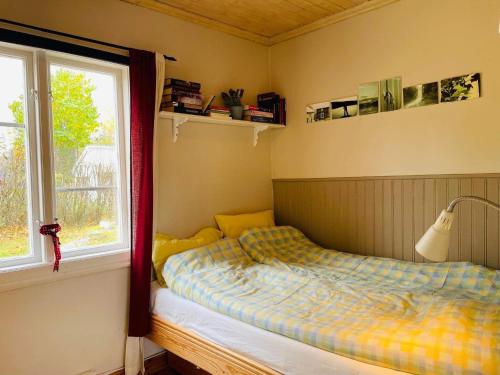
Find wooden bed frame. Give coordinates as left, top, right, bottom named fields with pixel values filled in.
left=148, top=314, right=281, bottom=375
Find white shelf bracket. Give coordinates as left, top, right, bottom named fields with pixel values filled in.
left=172, top=116, right=188, bottom=143
left=253, top=124, right=269, bottom=147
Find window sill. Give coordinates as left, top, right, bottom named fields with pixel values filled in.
left=0, top=249, right=130, bottom=293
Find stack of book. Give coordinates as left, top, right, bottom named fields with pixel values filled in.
left=161, top=78, right=203, bottom=115
left=243, top=105, right=274, bottom=123
left=257, top=92, right=286, bottom=125
left=209, top=105, right=231, bottom=119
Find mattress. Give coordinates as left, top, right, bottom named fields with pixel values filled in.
left=151, top=283, right=407, bottom=375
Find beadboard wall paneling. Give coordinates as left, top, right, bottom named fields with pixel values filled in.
left=273, top=174, right=500, bottom=269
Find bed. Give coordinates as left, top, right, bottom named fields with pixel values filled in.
left=150, top=285, right=406, bottom=375
left=148, top=226, right=500, bottom=375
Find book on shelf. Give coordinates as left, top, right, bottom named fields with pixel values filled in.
left=162, top=96, right=203, bottom=106
left=164, top=78, right=201, bottom=91
left=161, top=107, right=204, bottom=115
left=163, top=86, right=201, bottom=96
left=210, top=112, right=231, bottom=118
left=161, top=100, right=204, bottom=115
left=162, top=107, right=204, bottom=116
left=208, top=104, right=230, bottom=119
left=242, top=104, right=269, bottom=111
left=209, top=105, right=230, bottom=115
left=280, top=97, right=286, bottom=126
left=210, top=112, right=230, bottom=116
left=202, top=95, right=216, bottom=115
left=160, top=78, right=208, bottom=117
left=161, top=102, right=202, bottom=110
left=257, top=92, right=286, bottom=125
left=210, top=105, right=230, bottom=111
left=243, top=116, right=275, bottom=123
left=210, top=113, right=231, bottom=119
left=163, top=78, right=202, bottom=105
left=163, top=92, right=202, bottom=101
left=243, top=109, right=274, bottom=118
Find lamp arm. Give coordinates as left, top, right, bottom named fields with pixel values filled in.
left=447, top=196, right=500, bottom=213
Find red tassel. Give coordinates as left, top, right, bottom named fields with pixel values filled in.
left=39, top=223, right=62, bottom=272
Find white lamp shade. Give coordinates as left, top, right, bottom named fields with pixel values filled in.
left=415, top=210, right=454, bottom=262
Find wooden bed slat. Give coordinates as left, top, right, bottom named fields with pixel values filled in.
left=148, top=315, right=281, bottom=375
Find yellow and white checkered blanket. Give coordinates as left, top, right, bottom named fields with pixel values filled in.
left=163, top=226, right=500, bottom=374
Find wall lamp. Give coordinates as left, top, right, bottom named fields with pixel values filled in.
left=415, top=196, right=500, bottom=262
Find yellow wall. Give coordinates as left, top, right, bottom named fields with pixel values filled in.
left=0, top=0, right=271, bottom=374
left=270, top=0, right=500, bottom=179
left=157, top=123, right=272, bottom=237
left=1, top=0, right=499, bottom=373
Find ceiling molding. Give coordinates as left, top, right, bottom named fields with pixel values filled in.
left=121, top=0, right=400, bottom=46
left=121, top=0, right=270, bottom=45
left=268, top=0, right=400, bottom=45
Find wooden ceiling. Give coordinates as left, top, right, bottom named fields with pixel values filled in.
left=122, top=0, right=398, bottom=45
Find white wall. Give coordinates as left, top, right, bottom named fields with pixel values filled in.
left=0, top=1, right=271, bottom=374
left=0, top=269, right=129, bottom=374
left=270, top=0, right=500, bottom=179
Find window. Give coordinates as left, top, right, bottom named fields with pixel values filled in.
left=0, top=42, right=129, bottom=270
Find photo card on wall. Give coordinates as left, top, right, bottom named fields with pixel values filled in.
left=441, top=73, right=480, bottom=102
left=358, top=82, right=379, bottom=115
left=380, top=77, right=402, bottom=112
left=403, top=82, right=439, bottom=108
left=331, top=96, right=358, bottom=119
left=306, top=102, right=331, bottom=123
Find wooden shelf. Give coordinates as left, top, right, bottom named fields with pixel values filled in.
left=159, top=111, right=285, bottom=146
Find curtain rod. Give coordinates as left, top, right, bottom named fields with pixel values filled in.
left=0, top=18, right=177, bottom=61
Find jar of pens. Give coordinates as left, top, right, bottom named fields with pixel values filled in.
left=222, top=89, right=244, bottom=120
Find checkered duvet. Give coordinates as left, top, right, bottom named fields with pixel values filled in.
left=163, top=226, right=500, bottom=374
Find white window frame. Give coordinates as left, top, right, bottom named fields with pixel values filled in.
left=0, top=44, right=42, bottom=269
left=0, top=41, right=130, bottom=274
left=45, top=53, right=130, bottom=259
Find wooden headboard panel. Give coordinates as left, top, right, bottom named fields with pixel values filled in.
left=273, top=174, right=500, bottom=269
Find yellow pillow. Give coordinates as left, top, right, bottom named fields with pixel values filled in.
left=152, top=227, right=223, bottom=287
left=214, top=210, right=275, bottom=238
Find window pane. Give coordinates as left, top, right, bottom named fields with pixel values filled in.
left=0, top=53, right=31, bottom=261
left=49, top=64, right=121, bottom=252
left=0, top=55, right=25, bottom=124
left=56, top=189, right=118, bottom=250
left=0, top=127, right=30, bottom=259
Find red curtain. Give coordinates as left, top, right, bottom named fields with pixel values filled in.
left=128, top=49, right=156, bottom=337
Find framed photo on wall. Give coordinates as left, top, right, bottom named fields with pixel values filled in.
left=380, top=77, right=402, bottom=112
left=331, top=96, right=358, bottom=119
left=403, top=82, right=439, bottom=108
left=441, top=73, right=480, bottom=102
left=358, top=81, right=379, bottom=115
left=306, top=102, right=331, bottom=123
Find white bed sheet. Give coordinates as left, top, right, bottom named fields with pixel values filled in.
left=151, top=283, right=407, bottom=375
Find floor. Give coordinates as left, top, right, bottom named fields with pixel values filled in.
left=144, top=352, right=210, bottom=375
